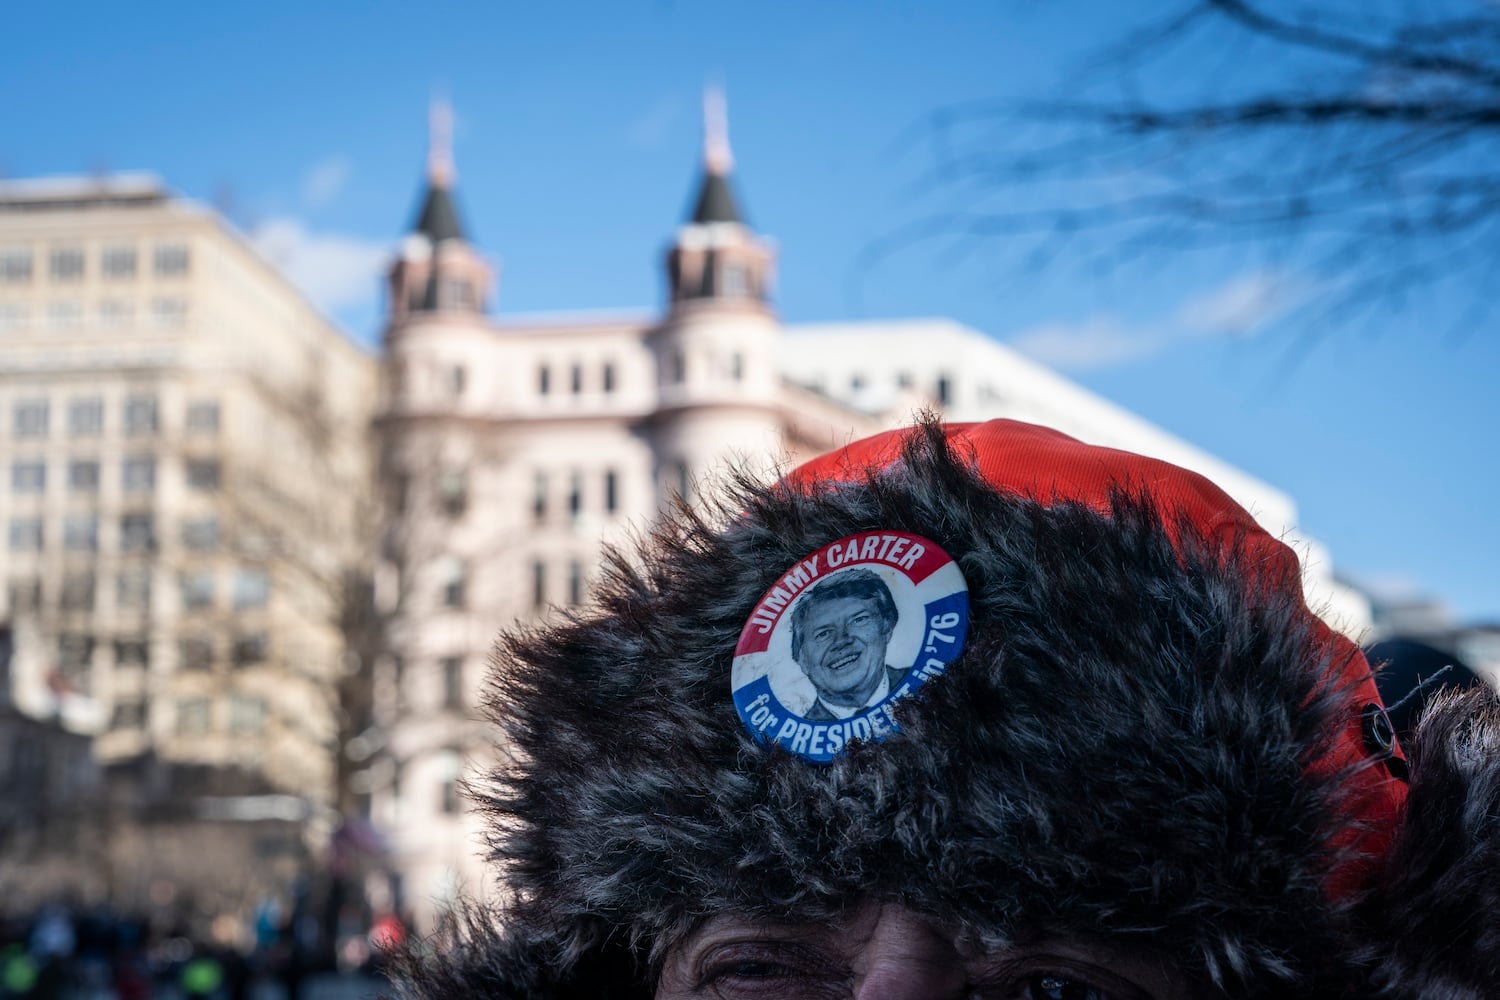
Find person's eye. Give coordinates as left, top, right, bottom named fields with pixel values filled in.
left=693, top=944, right=842, bottom=998
left=972, top=965, right=1148, bottom=1000
left=1018, top=974, right=1112, bottom=1000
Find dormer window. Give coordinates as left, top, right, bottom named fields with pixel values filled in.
left=440, top=277, right=474, bottom=311
left=722, top=262, right=747, bottom=298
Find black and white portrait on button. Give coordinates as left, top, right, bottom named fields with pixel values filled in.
left=789, top=569, right=906, bottom=721
left=731, top=529, right=970, bottom=762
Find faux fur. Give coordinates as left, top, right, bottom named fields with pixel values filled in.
left=393, top=422, right=1499, bottom=999
left=1353, top=686, right=1500, bottom=998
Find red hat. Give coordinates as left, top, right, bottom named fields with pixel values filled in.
left=786, top=419, right=1409, bottom=898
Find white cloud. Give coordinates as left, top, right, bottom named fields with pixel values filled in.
left=1009, top=317, right=1165, bottom=370
left=249, top=217, right=389, bottom=319
left=301, top=155, right=352, bottom=210
left=1011, top=270, right=1300, bottom=371
left=1176, top=270, right=1289, bottom=336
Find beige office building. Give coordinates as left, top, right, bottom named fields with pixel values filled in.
left=0, top=175, right=376, bottom=806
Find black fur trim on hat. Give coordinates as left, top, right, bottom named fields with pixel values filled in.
left=1352, top=685, right=1500, bottom=998
left=393, top=421, right=1497, bottom=999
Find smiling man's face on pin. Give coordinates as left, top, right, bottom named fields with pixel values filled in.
left=794, top=594, right=893, bottom=708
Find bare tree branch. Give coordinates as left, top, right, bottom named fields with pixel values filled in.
left=884, top=1, right=1500, bottom=342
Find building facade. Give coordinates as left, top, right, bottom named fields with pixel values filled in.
left=370, top=97, right=1371, bottom=929
left=0, top=99, right=1373, bottom=931
left=371, top=97, right=892, bottom=921
left=0, top=175, right=376, bottom=816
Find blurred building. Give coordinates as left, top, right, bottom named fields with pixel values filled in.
left=0, top=98, right=1376, bottom=932
left=371, top=96, right=891, bottom=921
left=0, top=175, right=376, bottom=815
left=370, top=96, right=1371, bottom=928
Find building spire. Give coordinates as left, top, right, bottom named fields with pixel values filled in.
left=689, top=86, right=744, bottom=225
left=703, top=85, right=733, bottom=176
left=427, top=96, right=455, bottom=188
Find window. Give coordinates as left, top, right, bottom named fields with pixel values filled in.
left=438, top=465, right=467, bottom=516
left=8, top=578, right=41, bottom=612
left=0, top=248, right=31, bottom=284
left=850, top=374, right=866, bottom=392
left=935, top=374, right=952, bottom=408
left=437, top=750, right=462, bottom=814
left=50, top=247, right=85, bottom=281
left=46, top=300, right=83, bottom=329
left=123, top=395, right=157, bottom=435
left=122, top=455, right=156, bottom=492
left=58, top=634, right=94, bottom=686
left=69, top=460, right=100, bottom=492
left=8, top=518, right=43, bottom=552
left=99, top=300, right=134, bottom=327
left=185, top=400, right=220, bottom=434
left=722, top=262, right=747, bottom=297
left=532, top=471, right=547, bottom=522
left=110, top=701, right=146, bottom=730
left=731, top=352, right=744, bottom=382
left=114, top=639, right=149, bottom=667
left=604, top=469, right=619, bottom=515
left=446, top=365, right=466, bottom=397
left=150, top=298, right=187, bottom=327
left=178, top=635, right=214, bottom=670
left=232, top=633, right=268, bottom=666
left=438, top=558, right=467, bottom=609
left=389, top=471, right=411, bottom=517
left=180, top=570, right=215, bottom=610
left=567, top=471, right=583, bottom=518
left=538, top=364, right=551, bottom=396
left=60, top=573, right=96, bottom=612
left=668, top=350, right=685, bottom=384
left=567, top=560, right=584, bottom=606
left=69, top=397, right=103, bottom=436
left=0, top=303, right=28, bottom=332
left=182, top=517, right=219, bottom=551
left=531, top=560, right=546, bottom=610
left=119, top=513, right=155, bottom=553
left=441, top=656, right=463, bottom=710
left=186, top=458, right=220, bottom=491
left=177, top=697, right=211, bottom=735
left=896, top=371, right=915, bottom=389
left=570, top=364, right=583, bottom=394
left=12, top=400, right=48, bottom=438
left=63, top=514, right=98, bottom=552
left=101, top=245, right=137, bottom=279
left=11, top=460, right=45, bottom=493
left=669, top=461, right=691, bottom=503
left=603, top=362, right=617, bottom=394
left=440, top=278, right=473, bottom=310
left=116, top=568, right=151, bottom=609
left=233, top=569, right=270, bottom=609
left=154, top=243, right=190, bottom=277
left=230, top=696, right=267, bottom=733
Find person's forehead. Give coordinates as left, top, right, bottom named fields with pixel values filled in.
left=806, top=595, right=879, bottom=617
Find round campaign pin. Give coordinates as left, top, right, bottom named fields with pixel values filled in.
left=731, top=530, right=970, bottom=763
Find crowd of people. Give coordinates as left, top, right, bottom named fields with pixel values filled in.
left=0, top=899, right=402, bottom=999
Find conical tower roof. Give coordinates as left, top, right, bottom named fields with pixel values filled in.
left=687, top=87, right=745, bottom=225
left=411, top=97, right=471, bottom=244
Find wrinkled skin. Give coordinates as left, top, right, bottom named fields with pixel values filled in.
left=657, top=902, right=1197, bottom=1000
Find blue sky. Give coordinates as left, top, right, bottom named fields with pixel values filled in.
left=9, top=1, right=1497, bottom=622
